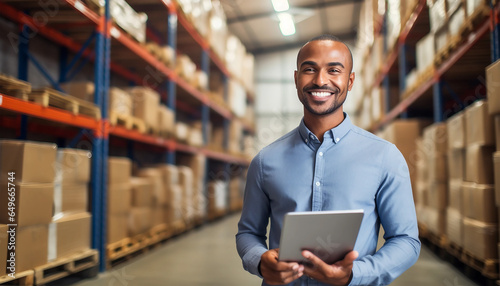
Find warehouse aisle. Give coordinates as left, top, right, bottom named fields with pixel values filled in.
left=53, top=213, right=480, bottom=286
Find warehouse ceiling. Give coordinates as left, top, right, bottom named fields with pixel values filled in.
left=221, top=0, right=363, bottom=54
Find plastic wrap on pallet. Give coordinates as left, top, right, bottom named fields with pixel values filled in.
left=242, top=53, right=255, bottom=93
left=48, top=212, right=91, bottom=262
left=175, top=55, right=197, bottom=84
left=191, top=0, right=212, bottom=38
left=110, top=0, right=147, bottom=43
left=225, top=34, right=246, bottom=82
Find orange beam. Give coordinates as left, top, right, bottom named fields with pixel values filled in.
left=0, top=94, right=100, bottom=131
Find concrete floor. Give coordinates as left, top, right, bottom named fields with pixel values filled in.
left=51, top=213, right=481, bottom=286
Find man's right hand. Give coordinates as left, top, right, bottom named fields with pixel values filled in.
left=260, top=248, right=304, bottom=285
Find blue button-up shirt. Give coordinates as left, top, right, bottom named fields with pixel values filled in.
left=236, top=114, right=421, bottom=286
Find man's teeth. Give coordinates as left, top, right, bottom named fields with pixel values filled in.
left=310, top=92, right=332, bottom=97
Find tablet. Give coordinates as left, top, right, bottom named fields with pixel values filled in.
left=278, top=209, right=364, bottom=265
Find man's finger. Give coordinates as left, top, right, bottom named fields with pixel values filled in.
left=335, top=251, right=359, bottom=268
left=301, top=250, right=328, bottom=270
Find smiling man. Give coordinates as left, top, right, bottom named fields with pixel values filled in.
left=236, top=34, right=421, bottom=286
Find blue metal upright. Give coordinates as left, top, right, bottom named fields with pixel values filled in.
left=91, top=9, right=105, bottom=271
left=492, top=3, right=500, bottom=61
left=398, top=43, right=408, bottom=118
left=17, top=25, right=29, bottom=140
left=222, top=74, right=229, bottom=150
left=98, top=0, right=112, bottom=272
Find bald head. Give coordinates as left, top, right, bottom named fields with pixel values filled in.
left=297, top=34, right=353, bottom=73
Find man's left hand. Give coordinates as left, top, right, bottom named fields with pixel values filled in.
left=301, top=250, right=358, bottom=286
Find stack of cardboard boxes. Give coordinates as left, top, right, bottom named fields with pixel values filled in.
left=0, top=141, right=94, bottom=275
left=421, top=123, right=448, bottom=236
left=0, top=141, right=56, bottom=273
left=207, top=180, right=228, bottom=220
left=107, top=157, right=132, bottom=245
left=446, top=111, right=466, bottom=248
left=487, top=60, right=500, bottom=263
left=128, top=177, right=154, bottom=237
left=462, top=100, right=497, bottom=260
left=49, top=148, right=92, bottom=261
left=160, top=165, right=184, bottom=231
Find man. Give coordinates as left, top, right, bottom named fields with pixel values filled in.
left=236, top=34, right=421, bottom=286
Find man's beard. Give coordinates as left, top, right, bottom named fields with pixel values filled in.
left=300, top=86, right=345, bottom=116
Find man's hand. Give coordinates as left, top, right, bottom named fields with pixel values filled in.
left=301, top=250, right=358, bottom=286
left=260, top=248, right=304, bottom=285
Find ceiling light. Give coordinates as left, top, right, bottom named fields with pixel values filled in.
left=272, top=0, right=289, bottom=12
left=277, top=12, right=295, bottom=36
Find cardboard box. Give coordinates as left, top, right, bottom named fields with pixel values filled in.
left=11, top=225, right=48, bottom=272
left=130, top=177, right=154, bottom=207
left=462, top=182, right=497, bottom=223
left=428, top=153, right=448, bottom=184
left=108, top=214, right=128, bottom=245
left=447, top=111, right=466, bottom=149
left=428, top=182, right=448, bottom=211
left=429, top=0, right=448, bottom=32
left=59, top=81, right=95, bottom=102
left=53, top=183, right=88, bottom=215
left=426, top=207, right=446, bottom=236
left=166, top=184, right=183, bottom=225
left=447, top=149, right=465, bottom=181
left=207, top=180, right=227, bottom=219
left=56, top=148, right=91, bottom=184
left=466, top=0, right=486, bottom=16
left=128, top=87, right=160, bottom=132
left=175, top=122, right=190, bottom=142
left=449, top=5, right=465, bottom=38
left=158, top=105, right=175, bottom=136
left=449, top=180, right=463, bottom=212
left=109, top=87, right=133, bottom=116
left=0, top=140, right=57, bottom=183
left=0, top=182, right=53, bottom=226
left=496, top=116, right=500, bottom=151
left=423, top=123, right=448, bottom=155
left=151, top=206, right=165, bottom=227
left=446, top=208, right=463, bottom=247
left=109, top=0, right=147, bottom=43
left=487, top=60, right=500, bottom=115
left=128, top=207, right=152, bottom=236
left=465, top=100, right=495, bottom=147
left=0, top=225, right=7, bottom=276
left=137, top=168, right=166, bottom=206
left=108, top=157, right=132, bottom=185
left=179, top=166, right=194, bottom=221
left=463, top=217, right=498, bottom=260
left=48, top=212, right=91, bottom=261
left=108, top=183, right=131, bottom=214
left=466, top=144, right=495, bottom=184
left=495, top=152, right=500, bottom=205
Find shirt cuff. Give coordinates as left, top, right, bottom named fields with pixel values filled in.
left=241, top=246, right=268, bottom=278
left=348, top=261, right=361, bottom=286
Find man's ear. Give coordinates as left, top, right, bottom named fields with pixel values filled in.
left=348, top=72, right=355, bottom=91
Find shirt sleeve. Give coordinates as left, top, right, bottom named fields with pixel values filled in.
left=349, top=144, right=421, bottom=285
left=236, top=152, right=271, bottom=277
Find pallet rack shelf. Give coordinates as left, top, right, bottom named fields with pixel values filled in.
left=367, top=0, right=500, bottom=132
left=0, top=0, right=253, bottom=275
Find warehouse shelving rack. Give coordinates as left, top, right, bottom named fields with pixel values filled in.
left=367, top=0, right=500, bottom=132
left=0, top=0, right=253, bottom=273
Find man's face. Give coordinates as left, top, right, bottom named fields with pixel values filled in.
left=294, top=40, right=355, bottom=117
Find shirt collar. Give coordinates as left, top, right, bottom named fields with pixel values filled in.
left=298, top=112, right=353, bottom=144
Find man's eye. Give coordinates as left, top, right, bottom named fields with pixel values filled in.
left=304, top=68, right=315, bottom=72
left=330, top=69, right=340, bottom=73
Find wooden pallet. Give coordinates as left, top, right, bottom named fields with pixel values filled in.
left=28, top=88, right=101, bottom=120
left=109, top=111, right=133, bottom=129
left=148, top=223, right=172, bottom=244
left=461, top=251, right=499, bottom=280
left=0, top=73, right=31, bottom=100
left=0, top=270, right=34, bottom=285
left=34, top=249, right=98, bottom=285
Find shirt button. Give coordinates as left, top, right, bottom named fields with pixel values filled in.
left=319, top=152, right=323, bottom=156
left=315, top=182, right=320, bottom=186
left=305, top=139, right=308, bottom=143
left=336, top=138, right=340, bottom=142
